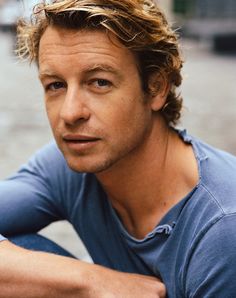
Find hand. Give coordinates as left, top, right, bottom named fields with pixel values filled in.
left=82, top=265, right=166, bottom=298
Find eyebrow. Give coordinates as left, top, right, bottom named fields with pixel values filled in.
left=39, top=64, right=123, bottom=81
left=38, top=71, right=60, bottom=81
left=86, top=64, right=121, bottom=77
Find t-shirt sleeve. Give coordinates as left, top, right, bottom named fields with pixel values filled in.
left=0, top=234, right=7, bottom=242
left=0, top=142, right=73, bottom=238
left=184, top=214, right=236, bottom=297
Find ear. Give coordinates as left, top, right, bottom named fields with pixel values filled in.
left=147, top=72, right=170, bottom=112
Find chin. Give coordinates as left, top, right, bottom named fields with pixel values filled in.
left=65, top=156, right=115, bottom=174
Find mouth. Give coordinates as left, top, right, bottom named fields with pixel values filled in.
left=65, top=139, right=99, bottom=143
left=62, top=134, right=101, bottom=152
left=63, top=134, right=100, bottom=142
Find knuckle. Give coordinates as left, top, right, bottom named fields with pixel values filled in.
left=155, top=282, right=166, bottom=297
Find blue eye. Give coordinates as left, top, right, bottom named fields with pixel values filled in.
left=96, top=79, right=111, bottom=87
left=46, top=82, right=65, bottom=91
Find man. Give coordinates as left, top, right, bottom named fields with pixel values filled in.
left=1, top=0, right=236, bottom=297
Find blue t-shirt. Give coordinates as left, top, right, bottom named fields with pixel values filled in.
left=1, top=130, right=236, bottom=297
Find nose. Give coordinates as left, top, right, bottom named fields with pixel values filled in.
left=60, top=86, right=90, bottom=125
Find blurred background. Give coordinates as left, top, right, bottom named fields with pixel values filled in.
left=0, top=0, right=236, bottom=259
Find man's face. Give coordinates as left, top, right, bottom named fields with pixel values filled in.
left=39, top=26, right=154, bottom=173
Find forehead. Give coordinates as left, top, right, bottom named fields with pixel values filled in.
left=38, top=26, right=138, bottom=72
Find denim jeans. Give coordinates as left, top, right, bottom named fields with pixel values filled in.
left=9, top=234, right=76, bottom=258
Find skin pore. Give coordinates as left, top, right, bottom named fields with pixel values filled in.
left=39, top=26, right=199, bottom=239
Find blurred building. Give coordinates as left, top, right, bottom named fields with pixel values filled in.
left=173, top=0, right=236, bottom=19
left=171, top=0, right=236, bottom=53
left=0, top=0, right=38, bottom=32
left=173, top=0, right=236, bottom=38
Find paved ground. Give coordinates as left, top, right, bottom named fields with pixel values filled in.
left=0, top=31, right=236, bottom=259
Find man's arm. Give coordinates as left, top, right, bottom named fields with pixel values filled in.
left=0, top=240, right=165, bottom=297
left=0, top=143, right=72, bottom=237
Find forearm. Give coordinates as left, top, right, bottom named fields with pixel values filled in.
left=0, top=240, right=91, bottom=298
left=0, top=241, right=166, bottom=298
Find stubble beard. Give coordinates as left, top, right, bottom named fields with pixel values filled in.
left=63, top=124, right=152, bottom=175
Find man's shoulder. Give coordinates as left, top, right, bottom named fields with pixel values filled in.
left=9, top=142, right=86, bottom=188
left=192, top=136, right=236, bottom=214
left=29, top=141, right=66, bottom=166
left=5, top=142, right=102, bottom=207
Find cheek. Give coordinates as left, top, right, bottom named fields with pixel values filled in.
left=45, top=100, right=61, bottom=133
left=99, top=102, right=131, bottom=132
left=45, top=104, right=54, bottom=125
left=105, top=99, right=150, bottom=136
left=45, top=97, right=59, bottom=118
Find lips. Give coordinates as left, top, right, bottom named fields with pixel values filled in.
left=62, top=134, right=101, bottom=152
left=63, top=134, right=100, bottom=142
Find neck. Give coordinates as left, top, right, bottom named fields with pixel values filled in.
left=96, top=119, right=198, bottom=239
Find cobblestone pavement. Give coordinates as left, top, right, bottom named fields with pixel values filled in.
left=0, top=31, right=236, bottom=259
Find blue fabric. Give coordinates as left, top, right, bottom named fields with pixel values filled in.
left=0, top=234, right=6, bottom=241
left=1, top=130, right=236, bottom=297
left=9, top=234, right=75, bottom=258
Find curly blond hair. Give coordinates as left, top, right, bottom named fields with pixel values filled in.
left=17, top=0, right=183, bottom=125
